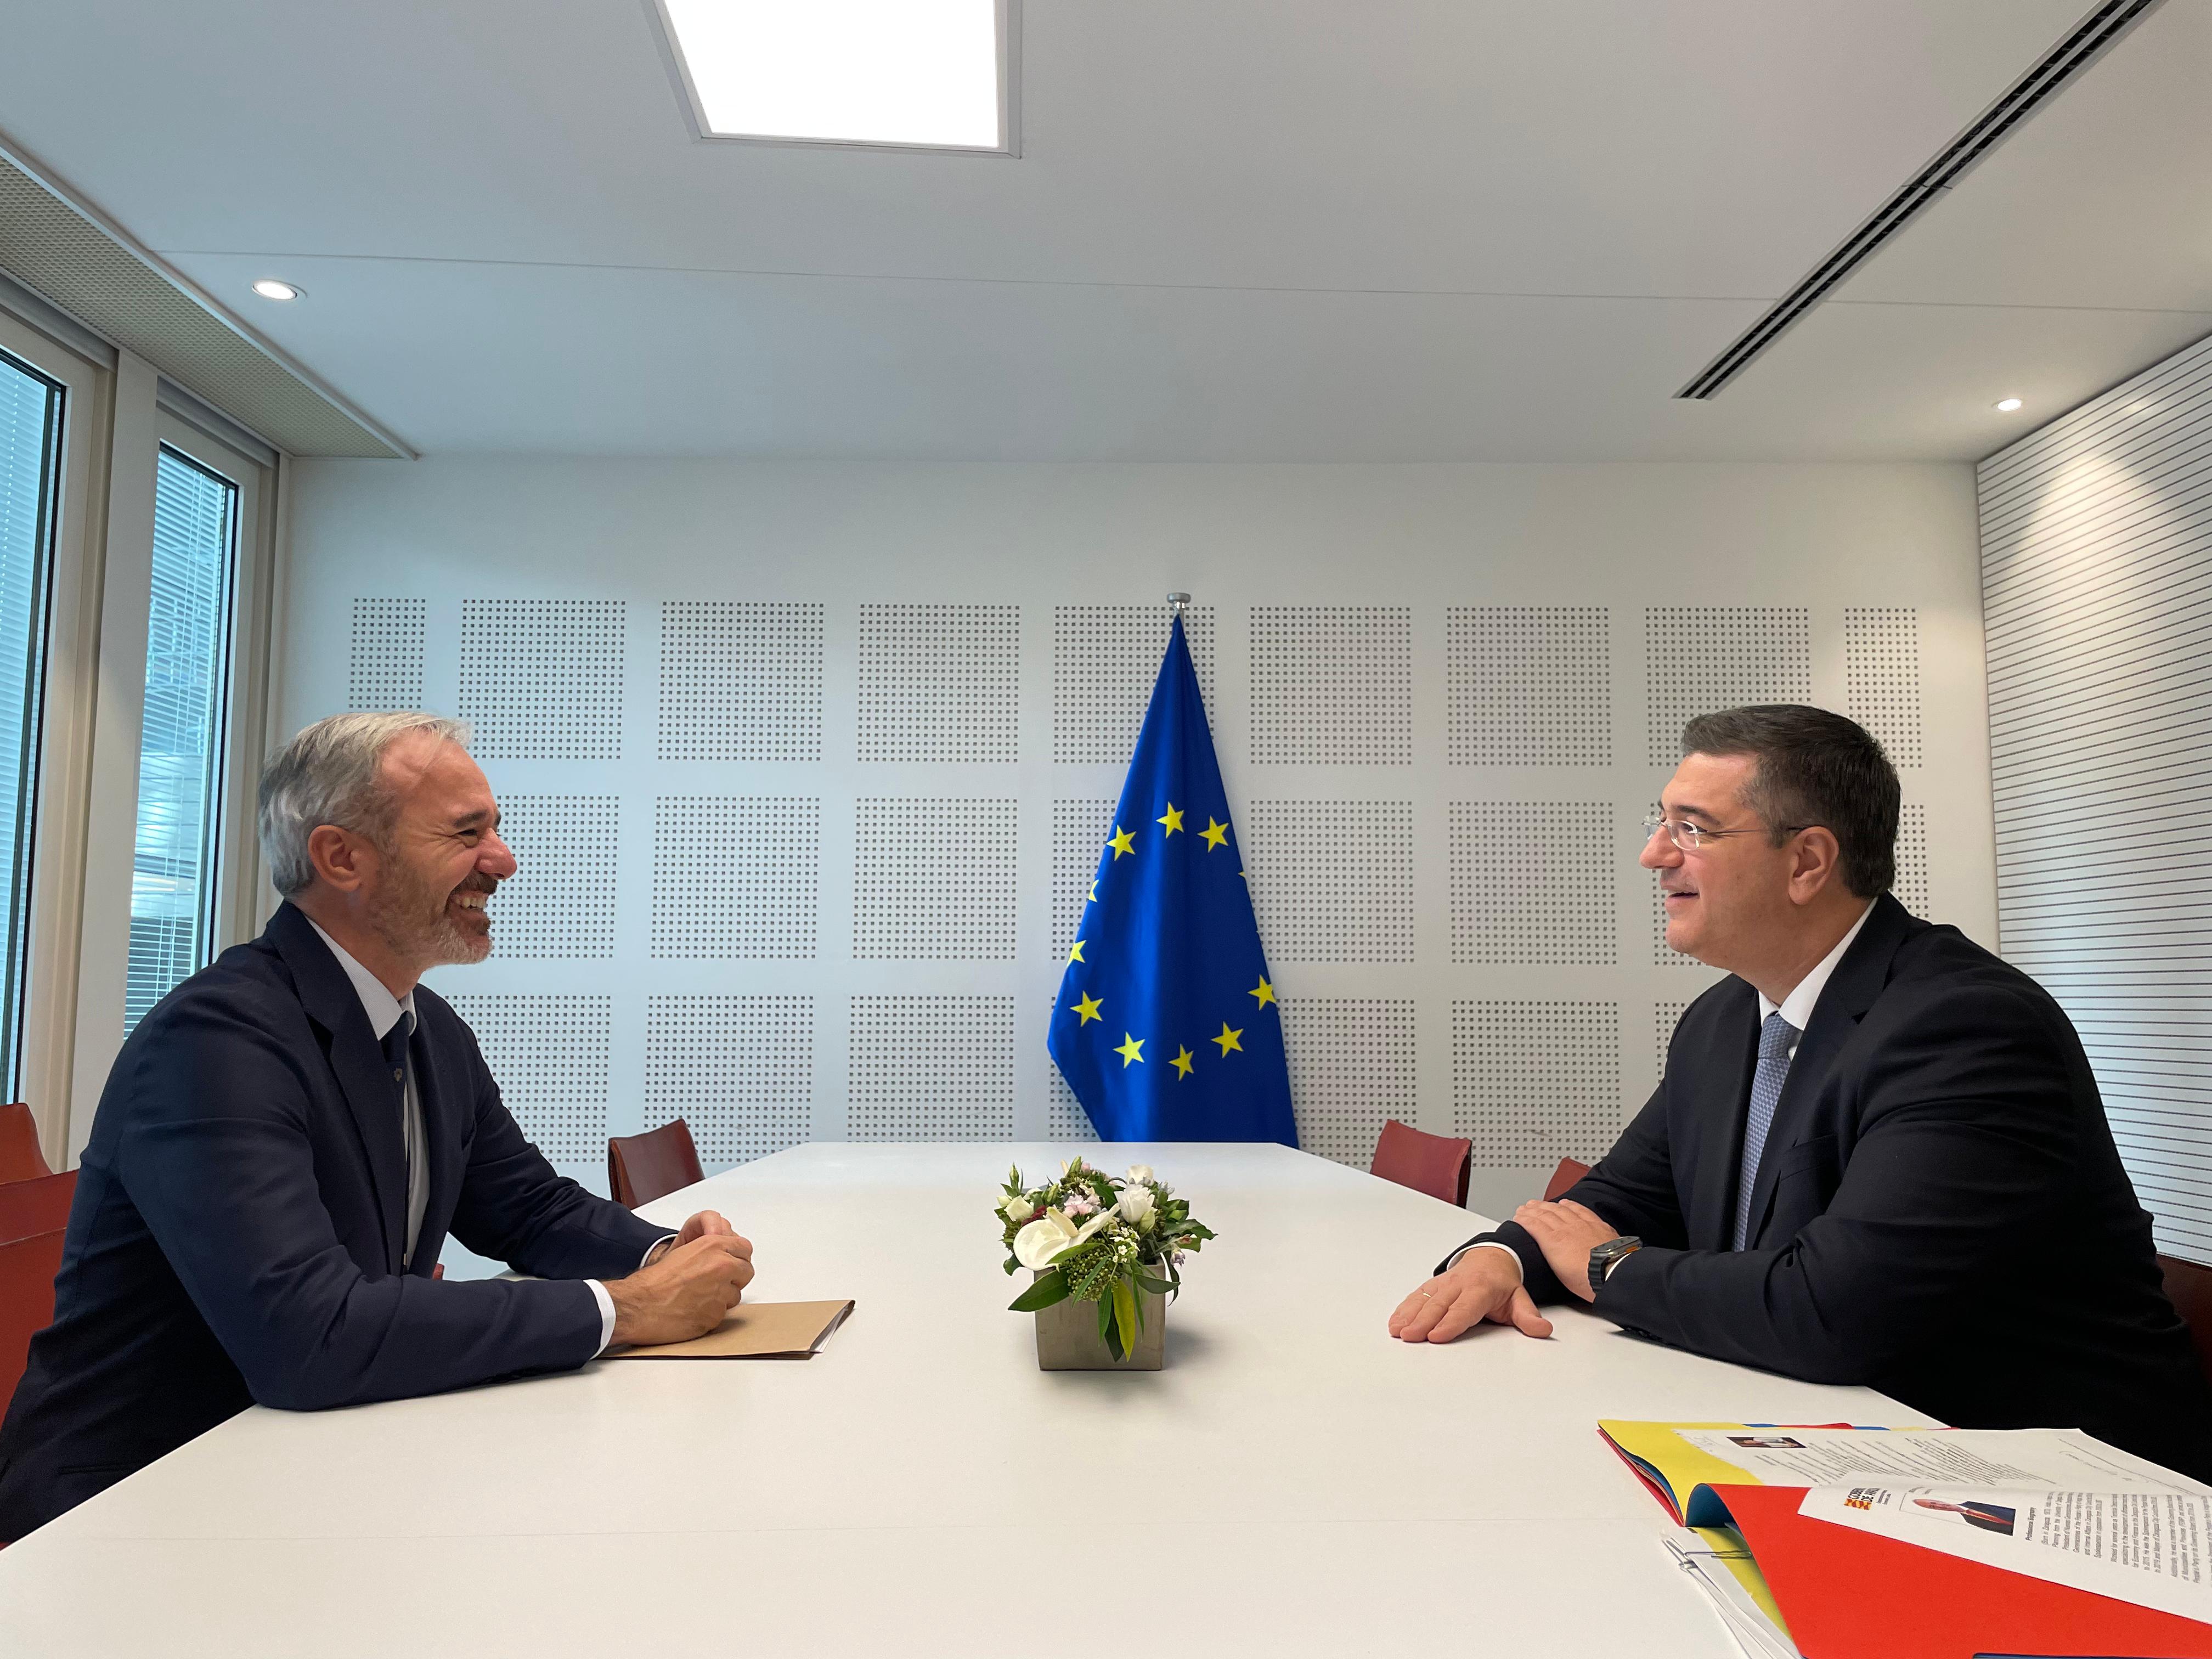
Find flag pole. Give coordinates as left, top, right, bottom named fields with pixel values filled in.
left=1166, top=591, right=1190, bottom=615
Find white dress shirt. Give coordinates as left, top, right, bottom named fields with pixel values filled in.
left=1454, top=900, right=1876, bottom=1284
left=304, top=919, right=657, bottom=1356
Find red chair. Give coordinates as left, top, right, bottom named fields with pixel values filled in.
left=0, top=1170, right=74, bottom=1244
left=0, top=1103, right=48, bottom=1183
left=608, top=1119, right=703, bottom=1210
left=1544, top=1158, right=1592, bottom=1201
left=2159, top=1255, right=2212, bottom=1385
left=1, top=1227, right=64, bottom=1414
left=1370, top=1120, right=1471, bottom=1206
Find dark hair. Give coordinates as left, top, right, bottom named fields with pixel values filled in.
left=1679, top=705, right=1899, bottom=898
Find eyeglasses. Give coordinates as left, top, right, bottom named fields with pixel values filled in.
left=1641, top=816, right=1807, bottom=853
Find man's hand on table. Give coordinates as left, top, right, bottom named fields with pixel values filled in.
left=644, top=1209, right=740, bottom=1265
left=608, top=1219, right=754, bottom=1347
left=1510, top=1198, right=1620, bottom=1302
left=1388, top=1245, right=1553, bottom=1344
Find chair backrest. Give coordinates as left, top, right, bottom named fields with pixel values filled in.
left=607, top=1118, right=703, bottom=1210
left=2159, top=1254, right=2212, bottom=1385
left=1370, top=1120, right=1471, bottom=1207
left=0, top=1170, right=74, bottom=1246
left=1543, top=1158, right=1592, bottom=1201
left=0, top=1103, right=48, bottom=1183
left=0, top=1228, right=64, bottom=1416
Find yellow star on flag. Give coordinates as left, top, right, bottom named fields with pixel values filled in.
left=1108, top=826, right=1137, bottom=859
left=1212, top=1022, right=1244, bottom=1057
left=1087, top=881, right=1098, bottom=903
left=1170, top=1046, right=1195, bottom=1080
left=1073, top=992, right=1104, bottom=1025
left=1249, top=976, right=1276, bottom=1009
left=1068, top=939, right=1086, bottom=964
left=1156, top=803, right=1185, bottom=836
left=1200, top=817, right=1229, bottom=850
left=1115, top=1032, right=1145, bottom=1067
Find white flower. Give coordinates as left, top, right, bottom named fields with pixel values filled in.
left=1116, top=1185, right=1156, bottom=1229
left=1000, top=1192, right=1034, bottom=1224
left=1013, top=1207, right=1113, bottom=1271
left=1125, top=1164, right=1154, bottom=1185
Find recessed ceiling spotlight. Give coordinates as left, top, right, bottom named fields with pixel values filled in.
left=1994, top=397, right=2024, bottom=412
left=250, top=279, right=303, bottom=301
left=656, top=0, right=1009, bottom=150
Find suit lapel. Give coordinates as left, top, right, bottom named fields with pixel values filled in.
left=1741, top=894, right=1914, bottom=1246
left=1688, top=983, right=1759, bottom=1250
left=268, top=902, right=408, bottom=1273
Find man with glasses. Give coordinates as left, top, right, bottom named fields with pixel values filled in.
left=1390, top=704, right=2212, bottom=1480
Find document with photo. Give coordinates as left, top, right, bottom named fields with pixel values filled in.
left=1801, top=1482, right=2212, bottom=1624
left=1672, top=1426, right=2208, bottom=1494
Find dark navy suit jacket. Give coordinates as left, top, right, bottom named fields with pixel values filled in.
left=1450, top=894, right=2212, bottom=1482
left=0, top=902, right=667, bottom=1538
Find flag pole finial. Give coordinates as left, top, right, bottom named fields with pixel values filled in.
left=1166, top=592, right=1191, bottom=615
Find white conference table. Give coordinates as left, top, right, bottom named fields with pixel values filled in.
left=0, top=1142, right=1905, bottom=1656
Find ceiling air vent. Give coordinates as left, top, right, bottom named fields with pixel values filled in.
left=1676, top=0, right=2168, bottom=400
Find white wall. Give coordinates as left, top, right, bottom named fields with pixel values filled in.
left=279, top=458, right=1995, bottom=1226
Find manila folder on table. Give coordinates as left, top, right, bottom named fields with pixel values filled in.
left=607, top=1300, right=854, bottom=1360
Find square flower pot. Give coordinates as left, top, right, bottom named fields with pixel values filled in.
left=1032, top=1272, right=1166, bottom=1370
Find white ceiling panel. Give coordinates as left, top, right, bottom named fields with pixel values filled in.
left=0, top=0, right=2196, bottom=459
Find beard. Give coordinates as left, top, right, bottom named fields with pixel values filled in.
left=369, top=850, right=495, bottom=969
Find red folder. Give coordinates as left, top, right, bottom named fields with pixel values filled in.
left=1713, top=1483, right=2212, bottom=1659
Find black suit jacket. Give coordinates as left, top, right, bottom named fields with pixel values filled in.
left=0, top=902, right=668, bottom=1538
left=1451, top=895, right=2212, bottom=1481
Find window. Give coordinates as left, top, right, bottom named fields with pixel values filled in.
left=0, top=351, right=61, bottom=1087
left=123, top=445, right=239, bottom=1034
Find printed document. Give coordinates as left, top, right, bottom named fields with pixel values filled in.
left=1671, top=1426, right=2207, bottom=1494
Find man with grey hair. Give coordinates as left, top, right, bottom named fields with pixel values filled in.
left=0, top=712, right=756, bottom=1539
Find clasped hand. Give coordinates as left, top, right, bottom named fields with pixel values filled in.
left=1386, top=1198, right=1620, bottom=1344
left=606, top=1210, right=755, bottom=1348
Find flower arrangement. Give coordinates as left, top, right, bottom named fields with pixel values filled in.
left=994, top=1158, right=1216, bottom=1362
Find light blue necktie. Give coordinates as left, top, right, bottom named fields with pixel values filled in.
left=1731, top=1012, right=1798, bottom=1251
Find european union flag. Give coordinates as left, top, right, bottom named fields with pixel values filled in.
left=1048, top=616, right=1297, bottom=1145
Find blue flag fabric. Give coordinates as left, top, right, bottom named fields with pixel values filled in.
left=1047, top=617, right=1297, bottom=1145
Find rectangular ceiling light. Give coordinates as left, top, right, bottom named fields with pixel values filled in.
left=656, top=0, right=1012, bottom=152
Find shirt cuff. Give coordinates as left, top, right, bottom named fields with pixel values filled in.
left=588, top=1235, right=679, bottom=1358
left=587, top=1278, right=617, bottom=1357
left=1443, top=1239, right=1523, bottom=1282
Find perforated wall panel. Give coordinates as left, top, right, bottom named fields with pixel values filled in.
left=492, top=795, right=618, bottom=959
left=651, top=797, right=820, bottom=959
left=1448, top=802, right=1617, bottom=964
left=460, top=600, right=625, bottom=760
left=1980, top=331, right=2212, bottom=1261
left=1047, top=1062, right=1101, bottom=1142
left=848, top=997, right=1014, bottom=1140
left=1452, top=1000, right=1624, bottom=1165
left=644, top=996, right=814, bottom=1167
left=1246, top=800, right=1414, bottom=963
left=1053, top=606, right=1216, bottom=763
left=1052, top=798, right=1116, bottom=957
left=1447, top=607, right=1611, bottom=766
left=1845, top=606, right=1924, bottom=767
left=348, top=598, right=425, bottom=709
left=659, top=601, right=823, bottom=760
left=857, top=603, right=1019, bottom=761
left=443, top=995, right=610, bottom=1163
left=853, top=798, right=1018, bottom=960
left=1644, top=607, right=1812, bottom=764
left=1282, top=998, right=1416, bottom=1168
left=1250, top=606, right=1413, bottom=764
left=1893, top=803, right=1929, bottom=917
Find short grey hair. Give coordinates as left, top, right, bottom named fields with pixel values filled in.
left=257, top=712, right=473, bottom=897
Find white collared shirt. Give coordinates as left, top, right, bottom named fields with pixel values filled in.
left=1454, top=900, right=1877, bottom=1284
left=304, top=918, right=642, bottom=1356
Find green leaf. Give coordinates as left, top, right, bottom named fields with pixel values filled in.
left=1131, top=1271, right=1172, bottom=1296
left=1111, top=1276, right=1138, bottom=1353
left=1096, top=1290, right=1122, bottom=1359
left=1009, top=1271, right=1072, bottom=1313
